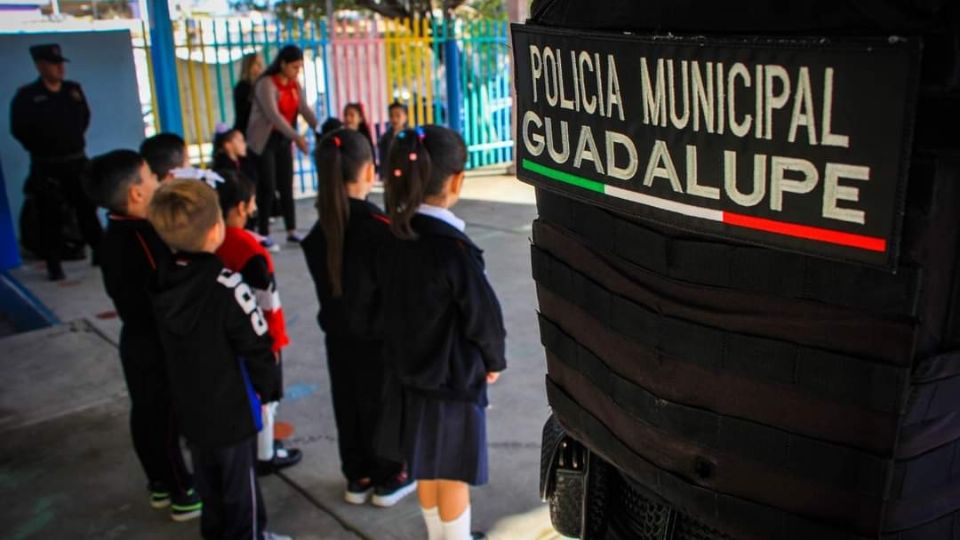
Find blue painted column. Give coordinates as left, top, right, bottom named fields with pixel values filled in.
left=147, top=0, right=183, bottom=134
left=0, top=154, right=21, bottom=271
left=444, top=29, right=463, bottom=134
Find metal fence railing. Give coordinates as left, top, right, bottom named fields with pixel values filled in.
left=136, top=14, right=513, bottom=197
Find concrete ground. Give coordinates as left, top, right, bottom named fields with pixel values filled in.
left=0, top=170, right=562, bottom=540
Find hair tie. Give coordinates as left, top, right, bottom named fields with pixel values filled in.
left=408, top=152, right=417, bottom=161
left=393, top=169, right=403, bottom=177
left=414, top=126, right=425, bottom=140
left=332, top=135, right=341, bottom=148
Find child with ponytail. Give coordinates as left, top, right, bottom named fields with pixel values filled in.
left=301, top=129, right=414, bottom=507
left=379, top=125, right=507, bottom=540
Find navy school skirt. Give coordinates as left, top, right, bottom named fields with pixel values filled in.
left=376, top=380, right=489, bottom=486
left=401, top=392, right=489, bottom=486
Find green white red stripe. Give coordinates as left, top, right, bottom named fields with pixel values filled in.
left=521, top=159, right=887, bottom=253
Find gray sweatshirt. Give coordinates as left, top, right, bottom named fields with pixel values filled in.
left=245, top=75, right=318, bottom=154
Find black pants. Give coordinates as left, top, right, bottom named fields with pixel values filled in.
left=27, top=158, right=102, bottom=264
left=253, top=132, right=295, bottom=235
left=119, top=328, right=193, bottom=494
left=190, top=437, right=267, bottom=540
left=326, top=336, right=403, bottom=484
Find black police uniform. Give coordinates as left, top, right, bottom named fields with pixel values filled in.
left=10, top=44, right=102, bottom=275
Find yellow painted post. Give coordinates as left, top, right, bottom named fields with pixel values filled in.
left=197, top=18, right=217, bottom=159
left=423, top=17, right=433, bottom=124
left=411, top=16, right=423, bottom=124
left=400, top=17, right=410, bottom=112
left=141, top=19, right=161, bottom=134
left=184, top=23, right=204, bottom=164
left=173, top=25, right=192, bottom=150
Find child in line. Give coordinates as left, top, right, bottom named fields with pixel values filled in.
left=141, top=132, right=229, bottom=193
left=140, top=133, right=189, bottom=182
left=147, top=179, right=290, bottom=540
left=211, top=126, right=269, bottom=241
left=83, top=150, right=201, bottom=522
left=379, top=126, right=507, bottom=540
left=342, top=103, right=376, bottom=165
left=301, top=129, right=414, bottom=507
left=377, top=101, right=408, bottom=177
left=211, top=125, right=258, bottom=189
left=212, top=170, right=303, bottom=475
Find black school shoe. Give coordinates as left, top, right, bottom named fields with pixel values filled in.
left=344, top=478, right=374, bottom=505
left=371, top=471, right=417, bottom=508
left=256, top=442, right=303, bottom=476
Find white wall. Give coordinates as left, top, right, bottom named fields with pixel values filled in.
left=0, top=29, right=145, bottom=238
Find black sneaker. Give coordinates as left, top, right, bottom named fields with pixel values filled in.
left=344, top=478, right=373, bottom=505
left=170, top=488, right=202, bottom=522
left=286, top=232, right=304, bottom=244
left=257, top=445, right=303, bottom=476
left=148, top=481, right=171, bottom=509
left=371, top=471, right=417, bottom=508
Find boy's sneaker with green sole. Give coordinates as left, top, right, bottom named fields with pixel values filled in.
left=148, top=482, right=171, bottom=509
left=170, top=489, right=202, bottom=522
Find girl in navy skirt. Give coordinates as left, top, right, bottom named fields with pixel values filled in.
left=378, top=126, right=507, bottom=540
left=301, top=129, right=413, bottom=507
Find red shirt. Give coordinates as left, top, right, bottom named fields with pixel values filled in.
left=215, top=227, right=290, bottom=353
left=271, top=74, right=299, bottom=126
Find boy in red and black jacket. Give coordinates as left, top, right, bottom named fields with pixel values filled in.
left=213, top=169, right=302, bottom=474
left=83, top=150, right=200, bottom=521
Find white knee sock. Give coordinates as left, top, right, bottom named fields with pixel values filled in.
left=421, top=506, right=444, bottom=540
left=257, top=401, right=278, bottom=461
left=442, top=505, right=471, bottom=540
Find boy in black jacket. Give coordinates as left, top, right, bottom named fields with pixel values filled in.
left=83, top=150, right=200, bottom=521
left=147, top=179, right=290, bottom=540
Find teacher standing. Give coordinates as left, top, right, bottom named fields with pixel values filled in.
left=246, top=45, right=317, bottom=244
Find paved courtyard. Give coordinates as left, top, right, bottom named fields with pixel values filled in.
left=0, top=170, right=562, bottom=540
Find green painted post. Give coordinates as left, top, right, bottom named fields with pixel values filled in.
left=211, top=20, right=227, bottom=123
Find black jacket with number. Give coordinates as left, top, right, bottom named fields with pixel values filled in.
left=150, top=251, right=277, bottom=449
left=302, top=198, right=393, bottom=340
left=10, top=79, right=90, bottom=159
left=98, top=215, right=171, bottom=366
left=378, top=214, right=507, bottom=404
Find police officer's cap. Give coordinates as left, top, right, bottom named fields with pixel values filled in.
left=29, top=44, right=68, bottom=63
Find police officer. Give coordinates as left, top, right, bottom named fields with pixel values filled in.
left=10, top=44, right=102, bottom=280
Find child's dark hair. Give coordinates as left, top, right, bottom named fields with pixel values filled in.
left=314, top=128, right=373, bottom=296
left=83, top=149, right=146, bottom=214
left=320, top=117, right=343, bottom=137
left=385, top=125, right=466, bottom=240
left=140, top=133, right=186, bottom=180
left=388, top=101, right=408, bottom=115
left=213, top=168, right=255, bottom=220
left=211, top=128, right=240, bottom=163
left=343, top=102, right=374, bottom=146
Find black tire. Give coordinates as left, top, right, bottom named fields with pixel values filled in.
left=549, top=460, right=585, bottom=538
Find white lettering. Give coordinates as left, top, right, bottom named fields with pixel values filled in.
left=770, top=156, right=819, bottom=212
left=823, top=163, right=869, bottom=224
